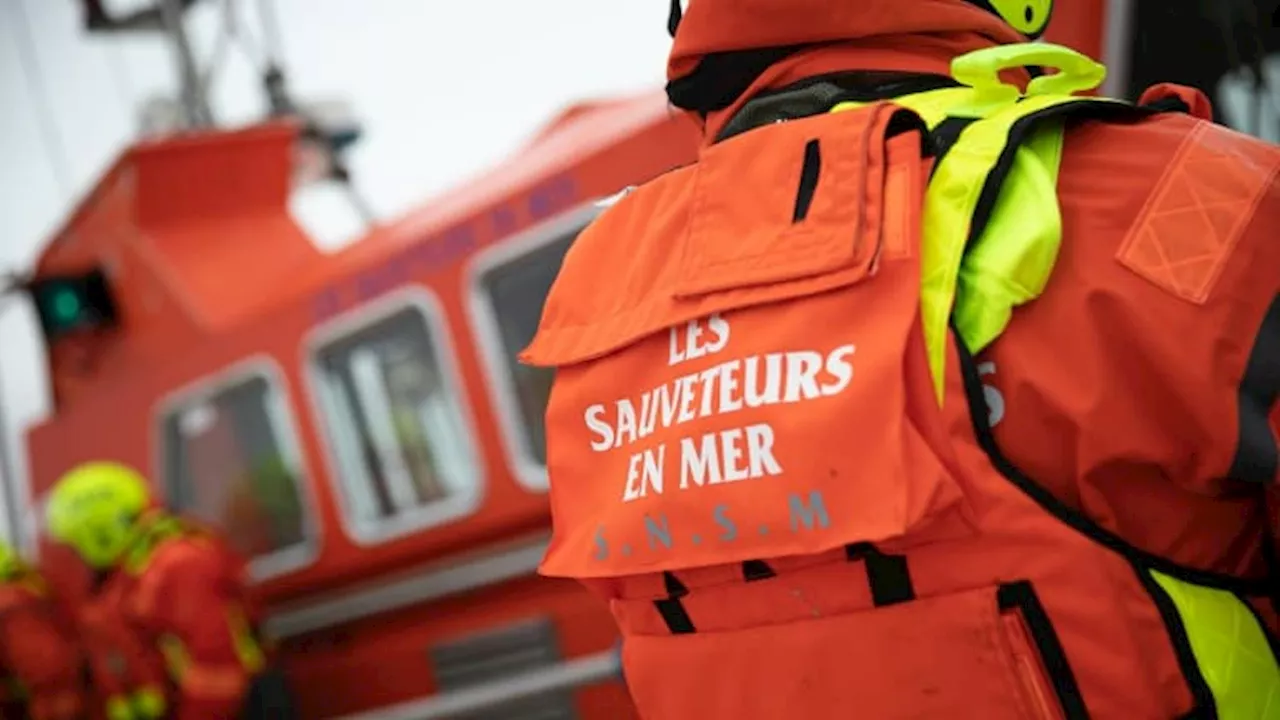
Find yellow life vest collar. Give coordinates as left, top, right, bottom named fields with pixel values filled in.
left=831, top=43, right=1161, bottom=401
left=122, top=510, right=201, bottom=576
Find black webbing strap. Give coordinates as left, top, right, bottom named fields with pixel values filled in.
left=654, top=571, right=696, bottom=634
left=846, top=543, right=916, bottom=607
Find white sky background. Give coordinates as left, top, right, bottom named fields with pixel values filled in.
left=0, top=0, right=672, bottom=543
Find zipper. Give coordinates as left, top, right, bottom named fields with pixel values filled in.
left=997, top=581, right=1090, bottom=719
left=1002, top=609, right=1066, bottom=720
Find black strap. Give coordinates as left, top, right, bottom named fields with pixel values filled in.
left=1228, top=294, right=1280, bottom=484
left=792, top=139, right=822, bottom=223
left=742, top=559, right=776, bottom=582
left=666, top=0, right=682, bottom=37
left=845, top=543, right=916, bottom=606
left=654, top=571, right=696, bottom=634
left=928, top=116, right=975, bottom=173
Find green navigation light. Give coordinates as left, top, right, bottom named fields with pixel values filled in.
left=50, top=287, right=83, bottom=324
left=25, top=268, right=120, bottom=343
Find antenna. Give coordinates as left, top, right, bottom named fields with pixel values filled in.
left=81, top=0, right=211, bottom=129
left=0, top=276, right=30, bottom=551
left=77, top=0, right=377, bottom=224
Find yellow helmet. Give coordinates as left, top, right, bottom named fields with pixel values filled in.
left=965, top=0, right=1054, bottom=38
left=46, top=461, right=152, bottom=569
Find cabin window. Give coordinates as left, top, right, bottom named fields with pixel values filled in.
left=310, top=294, right=481, bottom=541
left=470, top=204, right=599, bottom=491
left=160, top=365, right=313, bottom=576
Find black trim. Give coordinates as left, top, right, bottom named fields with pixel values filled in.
left=715, top=71, right=960, bottom=144
left=885, top=108, right=931, bottom=149
left=741, top=559, right=777, bottom=582
left=959, top=100, right=1162, bottom=255
left=1228, top=294, right=1280, bottom=483
left=666, top=46, right=804, bottom=114
left=792, top=140, right=821, bottom=223
left=997, top=581, right=1090, bottom=719
left=1141, top=96, right=1193, bottom=114
left=1263, top=524, right=1280, bottom=619
left=654, top=571, right=696, bottom=634
left=845, top=543, right=916, bottom=606
left=961, top=0, right=1053, bottom=39
left=954, top=331, right=1271, bottom=594
left=666, top=0, right=681, bottom=37
left=928, top=116, right=976, bottom=175
left=1134, top=570, right=1218, bottom=718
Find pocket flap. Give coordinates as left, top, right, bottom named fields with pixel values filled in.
left=520, top=103, right=925, bottom=368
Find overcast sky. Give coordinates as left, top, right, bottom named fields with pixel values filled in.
left=1, top=2, right=1276, bottom=547
left=0, top=0, right=672, bottom=543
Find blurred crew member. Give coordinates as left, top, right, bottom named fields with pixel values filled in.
left=0, top=541, right=86, bottom=720
left=46, top=462, right=295, bottom=720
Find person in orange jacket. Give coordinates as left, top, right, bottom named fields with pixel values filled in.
left=0, top=541, right=86, bottom=720
left=76, top=594, right=167, bottom=720
left=518, top=0, right=1280, bottom=717
left=44, top=462, right=297, bottom=720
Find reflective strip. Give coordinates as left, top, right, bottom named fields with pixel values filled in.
left=131, top=685, right=167, bottom=719
left=158, top=634, right=248, bottom=700
left=106, top=694, right=134, bottom=720
left=832, top=89, right=1082, bottom=402
left=1150, top=571, right=1280, bottom=718
left=226, top=604, right=265, bottom=674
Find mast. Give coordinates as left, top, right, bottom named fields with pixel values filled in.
left=0, top=0, right=376, bottom=550
left=0, top=286, right=22, bottom=550
left=157, top=0, right=213, bottom=128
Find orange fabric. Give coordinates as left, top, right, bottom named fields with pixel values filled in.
left=991, top=111, right=1280, bottom=575
left=666, top=0, right=1029, bottom=141
left=100, top=521, right=258, bottom=720
left=0, top=581, right=86, bottom=720
left=524, top=106, right=959, bottom=575
left=521, top=87, right=1280, bottom=716
left=172, top=662, right=247, bottom=700
left=667, top=0, right=1022, bottom=84
left=1116, top=122, right=1280, bottom=305
left=78, top=596, right=165, bottom=707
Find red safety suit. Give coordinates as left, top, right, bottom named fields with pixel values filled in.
left=96, top=512, right=266, bottom=720
left=0, top=572, right=86, bottom=720
left=520, top=1, right=1280, bottom=717
left=78, top=595, right=166, bottom=720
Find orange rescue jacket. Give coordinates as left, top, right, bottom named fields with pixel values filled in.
left=100, top=513, right=265, bottom=720
left=78, top=594, right=166, bottom=720
left=521, top=52, right=1280, bottom=720
left=0, top=574, right=86, bottom=720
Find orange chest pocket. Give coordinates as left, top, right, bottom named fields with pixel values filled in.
left=522, top=103, right=968, bottom=579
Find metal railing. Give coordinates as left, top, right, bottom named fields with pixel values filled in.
left=333, top=647, right=624, bottom=720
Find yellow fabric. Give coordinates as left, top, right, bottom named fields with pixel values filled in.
left=131, top=686, right=166, bottom=719
left=226, top=604, right=265, bottom=675
left=948, top=42, right=1107, bottom=117
left=979, top=0, right=1054, bottom=37
left=105, top=694, right=134, bottom=720
left=1151, top=571, right=1280, bottom=718
left=832, top=42, right=1112, bottom=402
left=158, top=634, right=247, bottom=698
left=123, top=513, right=187, bottom=576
